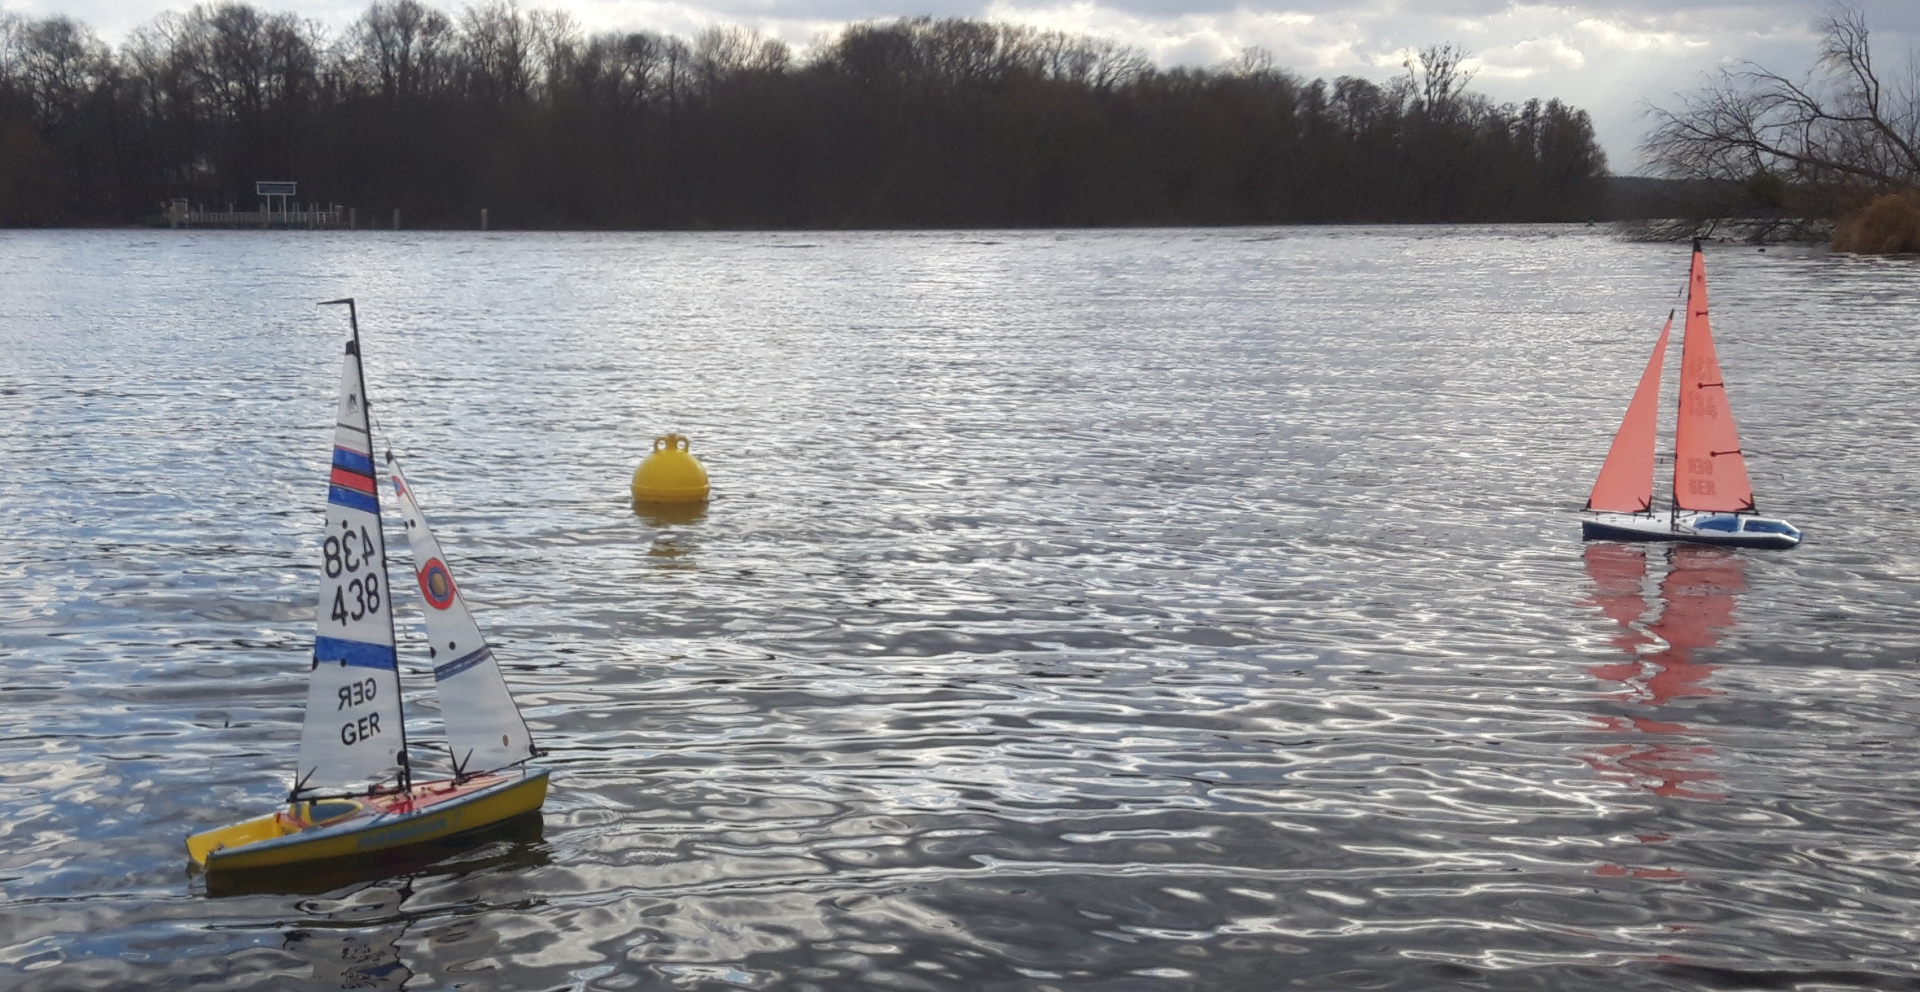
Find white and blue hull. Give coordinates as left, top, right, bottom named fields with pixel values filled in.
left=1582, top=511, right=1800, bottom=550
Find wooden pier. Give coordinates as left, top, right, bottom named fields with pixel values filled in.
left=164, top=200, right=349, bottom=230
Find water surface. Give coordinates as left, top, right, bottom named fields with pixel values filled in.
left=3, top=227, right=1919, bottom=990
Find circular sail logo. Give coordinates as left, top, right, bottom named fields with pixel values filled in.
left=418, top=558, right=457, bottom=610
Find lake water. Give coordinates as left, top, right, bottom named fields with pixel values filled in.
left=3, top=226, right=1919, bottom=991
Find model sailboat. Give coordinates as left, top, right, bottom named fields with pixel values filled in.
left=187, top=300, right=549, bottom=873
left=1582, top=241, right=1801, bottom=550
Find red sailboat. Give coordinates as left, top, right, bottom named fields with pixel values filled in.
left=1581, top=240, right=1801, bottom=549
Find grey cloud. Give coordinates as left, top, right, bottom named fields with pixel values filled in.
left=659, top=0, right=986, bottom=22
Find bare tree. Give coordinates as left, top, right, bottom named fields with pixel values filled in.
left=575, top=30, right=674, bottom=112
left=8, top=16, right=111, bottom=127
left=351, top=0, right=453, bottom=99
left=1045, top=33, right=1149, bottom=90
left=458, top=1, right=533, bottom=103
left=1644, top=8, right=1920, bottom=193
left=691, top=25, right=787, bottom=92
left=1405, top=44, right=1473, bottom=120
left=528, top=7, right=579, bottom=97
left=0, top=15, right=19, bottom=83
left=145, top=4, right=320, bottom=130
left=121, top=18, right=190, bottom=126
left=924, top=18, right=1001, bottom=84
left=1218, top=47, right=1275, bottom=78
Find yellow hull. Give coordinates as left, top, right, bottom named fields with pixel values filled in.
left=189, top=767, right=549, bottom=872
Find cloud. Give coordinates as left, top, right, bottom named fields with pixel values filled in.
left=984, top=1, right=1337, bottom=68
left=1574, top=17, right=1709, bottom=53
left=1484, top=33, right=1588, bottom=78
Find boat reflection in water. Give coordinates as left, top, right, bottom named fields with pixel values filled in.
left=216, top=821, right=554, bottom=991
left=1579, top=543, right=1746, bottom=878
left=285, top=894, right=416, bottom=992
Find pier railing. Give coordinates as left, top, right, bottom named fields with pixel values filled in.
left=164, top=201, right=348, bottom=229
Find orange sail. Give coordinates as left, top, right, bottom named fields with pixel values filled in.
left=1673, top=244, right=1756, bottom=513
left=1586, top=314, right=1672, bottom=513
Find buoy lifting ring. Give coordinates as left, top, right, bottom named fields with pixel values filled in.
left=632, top=433, right=710, bottom=505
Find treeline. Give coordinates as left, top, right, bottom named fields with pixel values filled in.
left=0, top=5, right=1609, bottom=228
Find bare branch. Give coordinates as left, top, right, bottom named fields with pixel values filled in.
left=1644, top=8, right=1920, bottom=197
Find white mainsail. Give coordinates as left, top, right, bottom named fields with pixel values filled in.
left=296, top=337, right=408, bottom=795
left=388, top=458, right=535, bottom=774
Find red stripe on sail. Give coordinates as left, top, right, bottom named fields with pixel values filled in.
left=1673, top=247, right=1755, bottom=513
left=1588, top=315, right=1671, bottom=513
left=330, top=467, right=378, bottom=494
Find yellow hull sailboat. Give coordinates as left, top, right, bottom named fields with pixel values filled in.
left=188, top=769, right=549, bottom=871
left=188, top=299, right=549, bottom=876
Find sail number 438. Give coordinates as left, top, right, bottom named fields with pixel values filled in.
left=325, top=523, right=382, bottom=626
left=324, top=524, right=376, bottom=578
left=330, top=576, right=381, bottom=625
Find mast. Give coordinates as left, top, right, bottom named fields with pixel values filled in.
left=1671, top=240, right=1758, bottom=516
left=1671, top=253, right=1683, bottom=530
left=296, top=299, right=410, bottom=798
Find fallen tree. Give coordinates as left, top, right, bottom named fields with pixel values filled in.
left=1643, top=7, right=1920, bottom=250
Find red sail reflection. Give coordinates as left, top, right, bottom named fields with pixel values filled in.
left=1579, top=544, right=1746, bottom=878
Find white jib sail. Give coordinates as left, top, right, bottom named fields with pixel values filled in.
left=388, top=458, right=535, bottom=775
left=296, top=339, right=407, bottom=795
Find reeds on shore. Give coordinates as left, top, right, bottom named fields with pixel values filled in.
left=1832, top=190, right=1920, bottom=254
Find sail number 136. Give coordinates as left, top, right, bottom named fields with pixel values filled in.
left=325, top=522, right=381, bottom=626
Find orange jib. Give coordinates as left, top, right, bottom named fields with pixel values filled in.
left=1588, top=315, right=1672, bottom=513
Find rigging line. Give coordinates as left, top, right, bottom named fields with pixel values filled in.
left=371, top=440, right=415, bottom=794
left=288, top=765, right=320, bottom=802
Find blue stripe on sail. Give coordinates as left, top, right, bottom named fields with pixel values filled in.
left=328, top=484, right=379, bottom=514
left=315, top=635, right=396, bottom=670
left=433, top=645, right=492, bottom=682
left=332, top=446, right=375, bottom=476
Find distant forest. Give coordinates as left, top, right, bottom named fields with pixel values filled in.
left=0, top=4, right=1610, bottom=228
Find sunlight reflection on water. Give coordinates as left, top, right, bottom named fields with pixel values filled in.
left=2, top=226, right=1919, bottom=990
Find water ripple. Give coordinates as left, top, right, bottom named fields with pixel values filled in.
left=3, top=227, right=1920, bottom=990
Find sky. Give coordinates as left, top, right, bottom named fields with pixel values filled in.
left=6, top=0, right=1918, bottom=173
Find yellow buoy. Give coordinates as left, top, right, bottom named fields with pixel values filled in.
left=632, top=433, right=710, bottom=505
